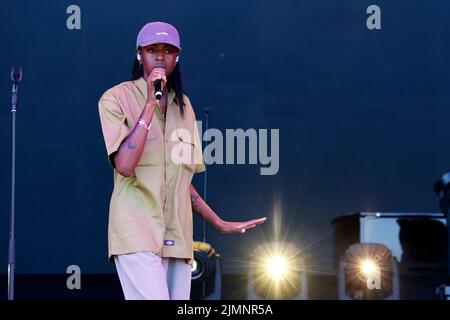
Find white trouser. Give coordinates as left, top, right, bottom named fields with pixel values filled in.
left=114, top=251, right=192, bottom=300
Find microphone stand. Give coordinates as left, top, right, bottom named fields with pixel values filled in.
left=202, top=107, right=209, bottom=243
left=202, top=107, right=209, bottom=298
left=8, top=66, right=22, bottom=300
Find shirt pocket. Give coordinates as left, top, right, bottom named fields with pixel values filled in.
left=175, top=130, right=197, bottom=173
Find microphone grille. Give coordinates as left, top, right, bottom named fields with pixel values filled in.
left=10, top=66, right=23, bottom=82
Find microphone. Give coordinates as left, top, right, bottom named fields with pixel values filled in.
left=10, top=66, right=23, bottom=112
left=154, top=79, right=163, bottom=100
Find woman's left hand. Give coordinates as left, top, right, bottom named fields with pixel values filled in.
left=215, top=217, right=267, bottom=234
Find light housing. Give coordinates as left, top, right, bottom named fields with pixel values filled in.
left=190, top=241, right=221, bottom=300
left=339, top=243, right=399, bottom=300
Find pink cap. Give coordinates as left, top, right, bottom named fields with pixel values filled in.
left=136, top=21, right=181, bottom=50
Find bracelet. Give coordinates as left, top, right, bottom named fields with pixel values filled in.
left=137, top=119, right=152, bottom=130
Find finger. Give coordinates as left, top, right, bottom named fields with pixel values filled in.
left=150, top=69, right=166, bottom=79
left=240, top=224, right=256, bottom=233
left=242, top=221, right=256, bottom=227
left=251, top=217, right=267, bottom=225
left=153, top=73, right=167, bottom=82
left=236, top=222, right=255, bottom=233
left=152, top=67, right=167, bottom=74
left=152, top=72, right=165, bottom=79
left=150, top=75, right=167, bottom=88
left=150, top=74, right=163, bottom=82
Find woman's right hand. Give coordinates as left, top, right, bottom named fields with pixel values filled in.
left=146, top=67, right=167, bottom=104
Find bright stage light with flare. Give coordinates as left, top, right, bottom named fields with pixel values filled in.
left=265, top=255, right=289, bottom=281
left=360, top=259, right=378, bottom=277
left=247, top=242, right=307, bottom=300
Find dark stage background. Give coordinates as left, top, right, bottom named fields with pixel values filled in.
left=0, top=0, right=449, bottom=284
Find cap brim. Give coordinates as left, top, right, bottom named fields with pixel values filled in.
left=138, top=40, right=181, bottom=51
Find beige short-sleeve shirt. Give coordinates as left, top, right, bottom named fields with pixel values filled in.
left=98, top=77, right=205, bottom=264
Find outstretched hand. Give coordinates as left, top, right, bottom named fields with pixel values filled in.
left=216, top=217, right=267, bottom=234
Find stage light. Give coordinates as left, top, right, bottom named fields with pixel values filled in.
left=247, top=242, right=307, bottom=300
left=191, top=259, right=202, bottom=281
left=433, top=171, right=450, bottom=290
left=191, top=251, right=211, bottom=283
left=338, top=243, right=399, bottom=300
left=190, top=241, right=222, bottom=300
left=436, top=285, right=450, bottom=300
left=434, top=171, right=450, bottom=216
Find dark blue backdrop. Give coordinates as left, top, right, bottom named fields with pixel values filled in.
left=1, top=0, right=449, bottom=275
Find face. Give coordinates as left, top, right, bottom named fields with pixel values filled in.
left=137, top=43, right=179, bottom=79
